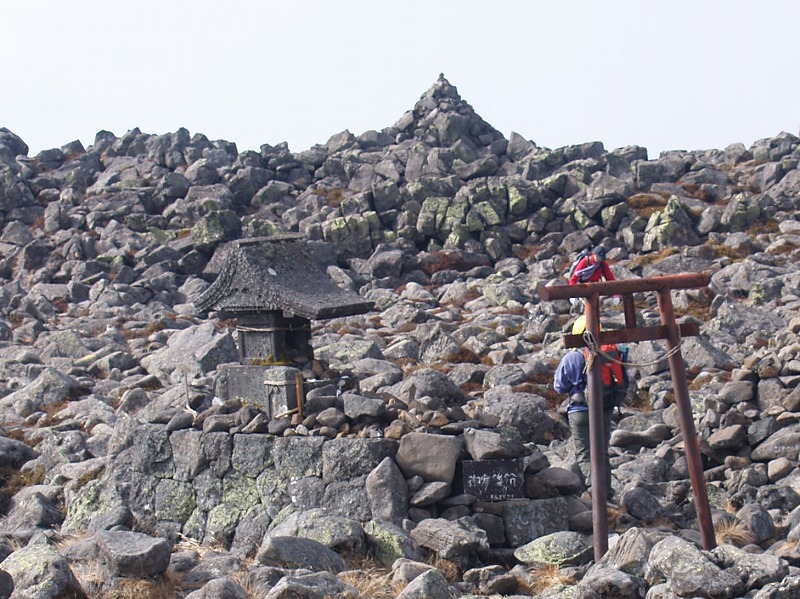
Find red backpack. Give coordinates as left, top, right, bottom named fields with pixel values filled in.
left=583, top=344, right=628, bottom=408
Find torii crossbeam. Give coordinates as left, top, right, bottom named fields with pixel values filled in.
left=539, top=273, right=715, bottom=560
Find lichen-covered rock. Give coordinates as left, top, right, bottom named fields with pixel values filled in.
left=642, top=196, right=701, bottom=251
left=644, top=536, right=744, bottom=598
left=363, top=520, right=420, bottom=566
left=514, top=531, right=592, bottom=567
left=1, top=541, right=86, bottom=599
left=256, top=536, right=346, bottom=573
left=409, top=517, right=489, bottom=560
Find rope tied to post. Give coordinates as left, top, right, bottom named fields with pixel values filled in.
left=581, top=329, right=684, bottom=373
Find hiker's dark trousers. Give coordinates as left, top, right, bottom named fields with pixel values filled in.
left=568, top=407, right=614, bottom=498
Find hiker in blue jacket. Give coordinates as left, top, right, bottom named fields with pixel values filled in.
left=553, top=347, right=616, bottom=500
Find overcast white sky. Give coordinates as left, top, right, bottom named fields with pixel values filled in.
left=3, top=1, right=799, bottom=160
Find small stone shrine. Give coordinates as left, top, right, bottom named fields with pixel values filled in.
left=195, top=235, right=373, bottom=416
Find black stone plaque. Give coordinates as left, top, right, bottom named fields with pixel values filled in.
left=460, top=458, right=525, bottom=501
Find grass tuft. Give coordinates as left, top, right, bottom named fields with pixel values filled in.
left=0, top=464, right=46, bottom=496
left=338, top=566, right=399, bottom=599
left=521, top=564, right=575, bottom=595
left=625, top=247, right=679, bottom=271
left=715, top=519, right=755, bottom=547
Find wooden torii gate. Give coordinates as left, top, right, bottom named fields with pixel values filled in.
left=538, top=272, right=716, bottom=560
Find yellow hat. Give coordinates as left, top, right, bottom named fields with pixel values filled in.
left=571, top=315, right=602, bottom=335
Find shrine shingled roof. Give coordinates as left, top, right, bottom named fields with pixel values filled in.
left=194, top=235, right=374, bottom=320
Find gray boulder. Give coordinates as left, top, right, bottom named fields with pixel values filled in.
left=96, top=530, right=171, bottom=578
left=513, top=530, right=592, bottom=567
left=395, top=568, right=453, bottom=599
left=644, top=535, right=744, bottom=598
left=642, top=196, right=701, bottom=251
left=267, top=509, right=365, bottom=555
left=366, top=456, right=409, bottom=524
left=390, top=367, right=469, bottom=407
left=363, top=520, right=420, bottom=566
left=0, top=367, right=79, bottom=420
left=480, top=389, right=566, bottom=444
left=185, top=577, right=248, bottom=599
left=463, top=428, right=528, bottom=460
left=257, top=536, right=346, bottom=573
left=263, top=571, right=357, bottom=599
left=0, top=491, right=63, bottom=542
left=711, top=544, right=788, bottom=589
left=395, top=432, right=463, bottom=484
left=409, top=517, right=489, bottom=560
left=1, top=541, right=86, bottom=599
left=0, top=435, right=37, bottom=469
left=579, top=565, right=648, bottom=599
left=140, top=321, right=238, bottom=384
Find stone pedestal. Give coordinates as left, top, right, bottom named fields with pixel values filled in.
left=263, top=365, right=301, bottom=417
left=218, top=364, right=300, bottom=418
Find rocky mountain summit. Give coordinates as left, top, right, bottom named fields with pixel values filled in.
left=0, top=75, right=800, bottom=598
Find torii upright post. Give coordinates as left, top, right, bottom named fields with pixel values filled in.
left=538, top=273, right=716, bottom=561
left=656, top=286, right=715, bottom=551
left=583, top=293, right=608, bottom=556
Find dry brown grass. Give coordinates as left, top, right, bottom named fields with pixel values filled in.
left=52, top=296, right=70, bottom=313
left=767, top=239, right=799, bottom=256
left=71, top=561, right=187, bottom=599
left=392, top=322, right=418, bottom=334
left=680, top=183, right=717, bottom=203
left=705, top=240, right=747, bottom=262
left=513, top=243, right=541, bottom=262
left=625, top=247, right=679, bottom=271
left=626, top=388, right=653, bottom=411
left=36, top=399, right=73, bottom=427
left=431, top=554, right=461, bottom=582
left=71, top=464, right=106, bottom=492
left=314, top=187, right=347, bottom=208
left=722, top=499, right=739, bottom=515
left=747, top=218, right=781, bottom=236
left=715, top=519, right=755, bottom=547
left=249, top=355, right=293, bottom=366
left=417, top=252, right=490, bottom=277
left=120, top=321, right=167, bottom=340
left=626, top=193, right=669, bottom=218
left=338, top=563, right=401, bottom=599
left=460, top=381, right=485, bottom=395
left=775, top=539, right=800, bottom=558
left=336, top=552, right=456, bottom=599
left=173, top=534, right=223, bottom=558
left=674, top=298, right=712, bottom=322
left=0, top=464, right=46, bottom=497
left=98, top=576, right=186, bottom=599
left=443, top=347, right=480, bottom=364
left=520, top=564, right=575, bottom=595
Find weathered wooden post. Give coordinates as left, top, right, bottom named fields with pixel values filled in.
left=539, top=273, right=716, bottom=560
left=583, top=293, right=609, bottom=558
left=656, top=288, right=716, bottom=549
